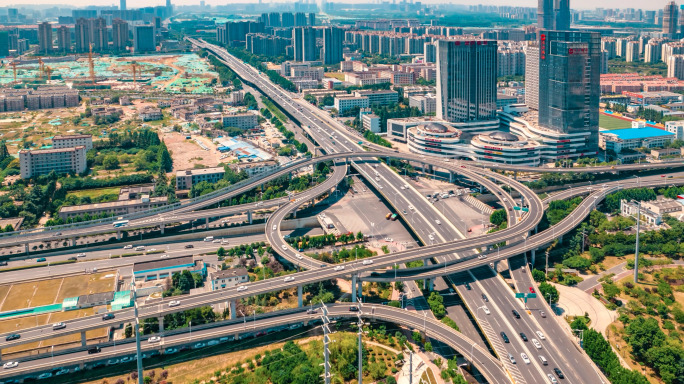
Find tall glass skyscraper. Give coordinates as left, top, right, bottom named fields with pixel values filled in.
left=535, top=30, right=601, bottom=155
left=436, top=40, right=498, bottom=126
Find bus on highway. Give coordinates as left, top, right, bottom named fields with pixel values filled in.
left=113, top=220, right=129, bottom=228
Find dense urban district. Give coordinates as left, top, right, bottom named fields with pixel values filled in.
left=0, top=1, right=682, bottom=384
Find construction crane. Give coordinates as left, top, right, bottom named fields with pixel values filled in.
left=10, top=61, right=18, bottom=83
left=88, top=43, right=95, bottom=84
left=37, top=57, right=44, bottom=80
left=45, top=66, right=52, bottom=81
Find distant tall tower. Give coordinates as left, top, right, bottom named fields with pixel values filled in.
left=75, top=18, right=91, bottom=53
left=112, top=19, right=129, bottom=51
left=38, top=22, right=53, bottom=54
left=663, top=1, right=679, bottom=37
left=554, top=0, right=571, bottom=30
left=538, top=0, right=555, bottom=30
left=57, top=26, right=71, bottom=53
left=166, top=0, right=173, bottom=16
left=120, top=0, right=126, bottom=11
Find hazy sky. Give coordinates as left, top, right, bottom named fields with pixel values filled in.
left=4, top=0, right=673, bottom=11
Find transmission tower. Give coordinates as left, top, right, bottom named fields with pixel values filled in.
left=320, top=302, right=332, bottom=384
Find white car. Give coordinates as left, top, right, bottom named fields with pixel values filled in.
left=148, top=336, right=161, bottom=343
left=384, top=237, right=393, bottom=242
left=168, top=300, right=181, bottom=307
left=362, top=259, right=374, bottom=265
left=3, top=362, right=18, bottom=369
left=148, top=248, right=157, bottom=252
left=77, top=253, right=86, bottom=257
left=123, top=245, right=133, bottom=249
left=428, top=234, right=435, bottom=241
left=160, top=254, right=169, bottom=258
left=282, top=245, right=288, bottom=250
left=284, top=276, right=295, bottom=282
left=547, top=374, right=558, bottom=383
left=483, top=306, right=490, bottom=315
left=435, top=219, right=441, bottom=225
left=333, top=265, right=345, bottom=271
left=272, top=225, right=277, bottom=231
left=521, top=353, right=531, bottom=364
left=532, top=339, right=542, bottom=349
left=296, top=253, right=303, bottom=260
left=408, top=205, right=414, bottom=210
left=536, top=331, right=546, bottom=340
left=508, top=353, right=516, bottom=364
left=237, top=286, right=248, bottom=292
left=400, top=186, right=405, bottom=190
left=213, top=239, right=222, bottom=243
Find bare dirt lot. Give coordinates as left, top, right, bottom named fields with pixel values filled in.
left=162, top=131, right=223, bottom=171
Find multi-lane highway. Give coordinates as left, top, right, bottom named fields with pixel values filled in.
left=0, top=305, right=509, bottom=384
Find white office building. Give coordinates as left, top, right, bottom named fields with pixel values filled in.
left=19, top=146, right=87, bottom=179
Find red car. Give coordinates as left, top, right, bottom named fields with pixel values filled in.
left=529, top=287, right=535, bottom=293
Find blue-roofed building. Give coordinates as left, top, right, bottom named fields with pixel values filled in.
left=599, top=127, right=674, bottom=153
left=133, top=255, right=206, bottom=282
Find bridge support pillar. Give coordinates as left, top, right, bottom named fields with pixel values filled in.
left=298, top=285, right=303, bottom=308
left=117, top=231, right=122, bottom=240
left=158, top=317, right=164, bottom=332
left=247, top=211, right=253, bottom=224
left=513, top=171, right=518, bottom=180
left=70, top=238, right=76, bottom=247
left=449, top=171, right=454, bottom=183
left=423, top=259, right=429, bottom=288
left=427, top=165, right=433, bottom=175
left=492, top=260, right=499, bottom=272
left=293, top=209, right=297, bottom=218
left=531, top=249, right=536, bottom=265
left=24, top=243, right=29, bottom=254
left=520, top=195, right=525, bottom=209
left=160, top=223, right=165, bottom=235
left=205, top=217, right=209, bottom=228
left=230, top=300, right=236, bottom=320
left=352, top=274, right=358, bottom=303
left=428, top=278, right=434, bottom=291
left=81, top=331, right=87, bottom=347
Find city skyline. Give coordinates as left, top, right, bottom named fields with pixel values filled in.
left=2, top=0, right=675, bottom=11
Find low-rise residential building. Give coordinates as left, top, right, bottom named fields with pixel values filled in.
left=176, top=167, right=226, bottom=190
left=209, top=268, right=249, bottom=290
left=91, top=106, right=123, bottom=117
left=58, top=195, right=168, bottom=220
left=651, top=147, right=683, bottom=159
left=235, top=160, right=278, bottom=177
left=620, top=199, right=663, bottom=226
left=19, top=146, right=87, bottom=179
left=0, top=86, right=79, bottom=112
left=222, top=112, right=258, bottom=130
left=290, top=67, right=324, bottom=80
left=408, top=94, right=437, bottom=114
left=52, top=134, right=93, bottom=151
left=362, top=113, right=381, bottom=133
left=139, top=107, right=163, bottom=121
left=354, top=90, right=399, bottom=106
left=599, top=127, right=675, bottom=153
left=665, top=120, right=684, bottom=139
left=133, top=255, right=206, bottom=282
left=334, top=95, right=369, bottom=116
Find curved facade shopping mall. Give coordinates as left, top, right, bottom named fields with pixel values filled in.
left=406, top=122, right=469, bottom=158
left=405, top=120, right=542, bottom=166
left=470, top=131, right=542, bottom=166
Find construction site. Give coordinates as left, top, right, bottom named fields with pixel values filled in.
left=0, top=52, right=217, bottom=93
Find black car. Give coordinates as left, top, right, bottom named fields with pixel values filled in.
left=500, top=332, right=509, bottom=343
left=68, top=257, right=77, bottom=261
left=88, top=346, right=101, bottom=354
left=5, top=334, right=20, bottom=341
left=520, top=332, right=528, bottom=342
left=185, top=244, right=194, bottom=249
left=481, top=294, right=488, bottom=302
left=554, top=368, right=564, bottom=379
left=464, top=282, right=471, bottom=290
left=0, top=261, right=7, bottom=266
left=349, top=306, right=359, bottom=312
left=512, top=309, right=520, bottom=319
left=102, top=313, right=115, bottom=321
